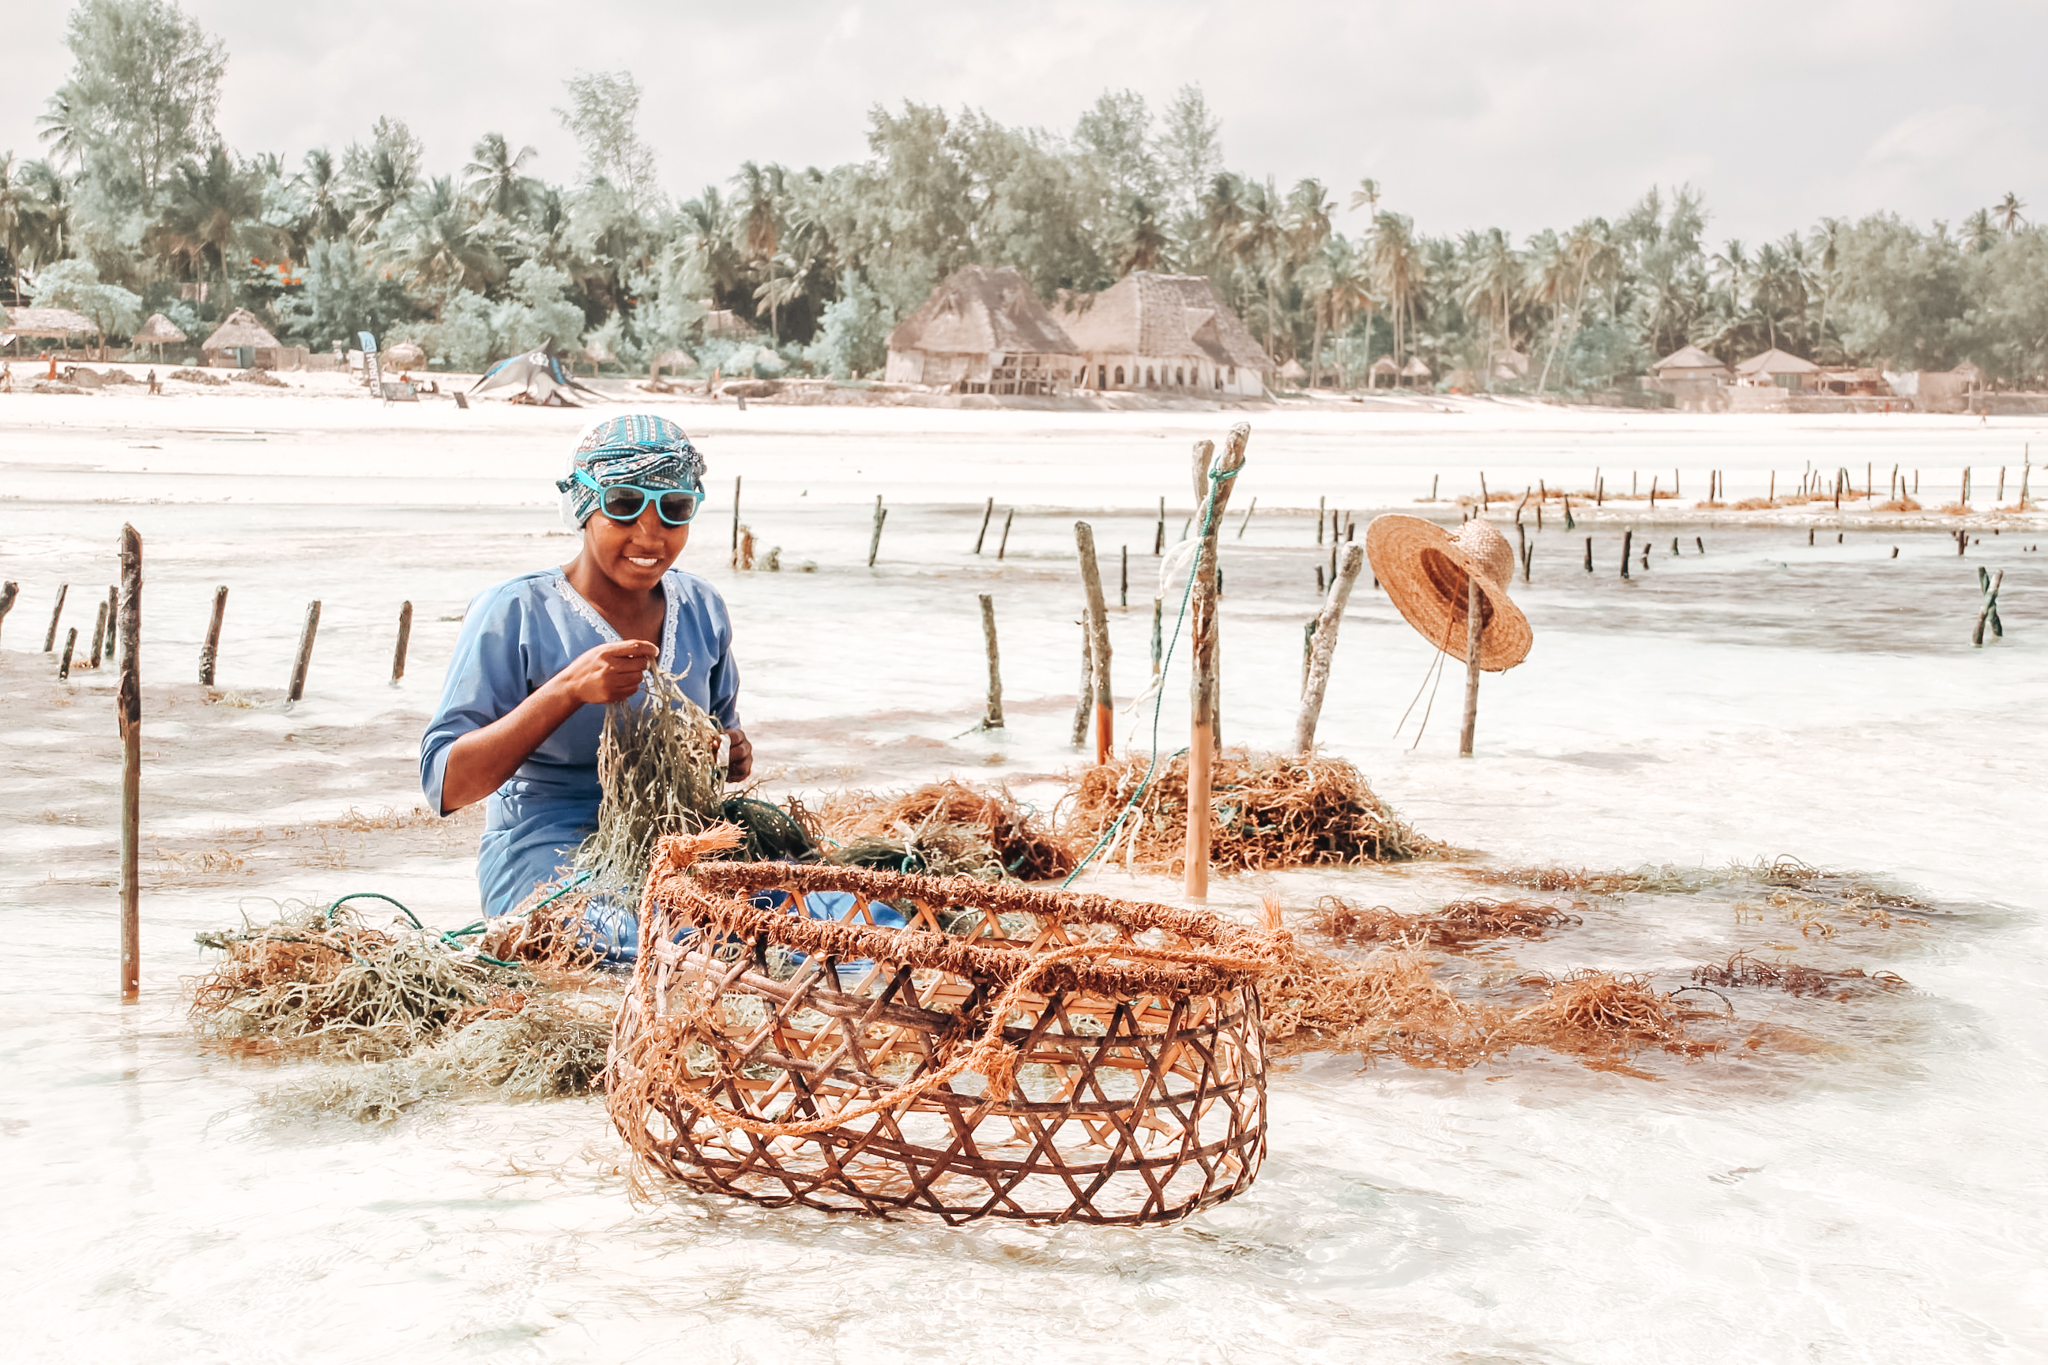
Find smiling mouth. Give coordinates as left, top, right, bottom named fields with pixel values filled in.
left=625, top=555, right=661, bottom=568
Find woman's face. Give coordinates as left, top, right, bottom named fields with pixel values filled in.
left=582, top=501, right=691, bottom=593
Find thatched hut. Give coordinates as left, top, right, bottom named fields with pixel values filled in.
left=2, top=305, right=101, bottom=355
left=1400, top=357, right=1433, bottom=389
left=133, top=313, right=187, bottom=360
left=1735, top=347, right=1819, bottom=390
left=201, top=308, right=283, bottom=369
left=1057, top=271, right=1271, bottom=396
left=1276, top=358, right=1308, bottom=388
left=1368, top=356, right=1400, bottom=389
left=1650, top=344, right=1730, bottom=383
left=885, top=265, right=1081, bottom=395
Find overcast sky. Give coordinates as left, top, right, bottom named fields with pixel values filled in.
left=5, top=0, right=2045, bottom=243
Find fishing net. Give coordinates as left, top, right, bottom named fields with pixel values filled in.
left=571, top=666, right=727, bottom=899
left=607, top=828, right=1285, bottom=1225
left=1066, top=750, right=1437, bottom=873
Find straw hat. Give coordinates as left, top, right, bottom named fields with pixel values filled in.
left=1365, top=515, right=1532, bottom=671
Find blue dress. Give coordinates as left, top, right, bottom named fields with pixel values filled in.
left=420, top=566, right=741, bottom=923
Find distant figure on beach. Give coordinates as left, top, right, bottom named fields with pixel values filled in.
left=420, top=413, right=748, bottom=959
left=1, top=362, right=11, bottom=393
left=43, top=352, right=57, bottom=381
left=146, top=369, right=160, bottom=395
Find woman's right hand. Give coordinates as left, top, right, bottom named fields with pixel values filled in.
left=552, top=639, right=659, bottom=705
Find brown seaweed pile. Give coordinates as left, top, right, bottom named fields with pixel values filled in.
left=1066, top=750, right=1436, bottom=873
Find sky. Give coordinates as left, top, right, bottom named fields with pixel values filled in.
left=4, top=0, right=2046, bottom=244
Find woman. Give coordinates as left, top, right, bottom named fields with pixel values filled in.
left=421, top=413, right=752, bottom=953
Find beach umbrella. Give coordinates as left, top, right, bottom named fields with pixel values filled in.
left=469, top=348, right=604, bottom=407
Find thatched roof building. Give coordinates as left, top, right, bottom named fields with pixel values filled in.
left=1400, top=357, right=1433, bottom=388
left=1057, top=271, right=1271, bottom=397
left=1735, top=347, right=1819, bottom=389
left=134, top=313, right=187, bottom=347
left=201, top=308, right=283, bottom=368
left=2, top=305, right=101, bottom=342
left=885, top=265, right=1081, bottom=395
left=1651, top=344, right=1729, bottom=380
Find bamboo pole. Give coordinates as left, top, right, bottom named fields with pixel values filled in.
left=44, top=583, right=67, bottom=652
left=1458, top=574, right=1482, bottom=758
left=867, top=496, right=887, bottom=567
left=118, top=525, right=141, bottom=1002
left=288, top=601, right=321, bottom=703
left=391, top=600, right=413, bottom=683
left=1074, top=521, right=1115, bottom=764
left=978, top=593, right=1004, bottom=728
left=1185, top=424, right=1250, bottom=899
left=0, top=580, right=17, bottom=646
left=997, top=509, right=1014, bottom=559
left=199, top=586, right=227, bottom=685
left=973, top=497, right=994, bottom=554
left=1293, top=543, right=1364, bottom=754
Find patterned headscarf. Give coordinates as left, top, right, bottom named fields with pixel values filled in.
left=556, top=413, right=707, bottom=528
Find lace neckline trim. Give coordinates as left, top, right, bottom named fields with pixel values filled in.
left=550, top=569, right=679, bottom=671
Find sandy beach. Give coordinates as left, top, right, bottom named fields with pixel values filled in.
left=4, top=386, right=2046, bottom=1362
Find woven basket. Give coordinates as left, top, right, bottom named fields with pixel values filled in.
left=607, top=832, right=1286, bottom=1225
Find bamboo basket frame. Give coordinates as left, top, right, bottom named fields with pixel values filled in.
left=608, top=839, right=1283, bottom=1225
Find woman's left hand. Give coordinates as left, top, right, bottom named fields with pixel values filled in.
left=725, top=728, right=754, bottom=782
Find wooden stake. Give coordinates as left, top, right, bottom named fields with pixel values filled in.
left=730, top=475, right=742, bottom=568
left=1583, top=536, right=1593, bottom=571
left=100, top=587, right=115, bottom=664
left=1293, top=543, right=1364, bottom=754
left=1074, top=521, right=1115, bottom=764
left=1430, top=475, right=1439, bottom=501
left=1155, top=497, right=1166, bottom=555
left=1974, top=570, right=2004, bottom=646
left=1070, top=625, right=1092, bottom=747
left=392, top=600, right=413, bottom=683
left=973, top=496, right=994, bottom=554
left=1186, top=424, right=1250, bottom=898
left=867, top=496, right=887, bottom=567
left=1237, top=497, right=1256, bottom=539
left=118, top=524, right=141, bottom=1002
left=978, top=593, right=1004, bottom=728
left=997, top=508, right=1014, bottom=559
left=0, top=580, right=17, bottom=646
left=1317, top=495, right=1325, bottom=544
left=1150, top=597, right=1162, bottom=675
left=58, top=627, right=77, bottom=679
left=1621, top=529, right=1632, bottom=578
left=86, top=599, right=108, bottom=669
left=199, top=586, right=227, bottom=685
left=1120, top=545, right=1128, bottom=608
left=1458, top=574, right=1482, bottom=758
left=288, top=600, right=320, bottom=703
left=44, top=583, right=67, bottom=652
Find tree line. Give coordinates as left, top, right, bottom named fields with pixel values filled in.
left=5, top=0, right=2046, bottom=390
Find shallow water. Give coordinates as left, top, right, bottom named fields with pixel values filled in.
left=3, top=394, right=2046, bottom=1362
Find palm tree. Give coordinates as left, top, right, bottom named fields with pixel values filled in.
left=16, top=159, right=71, bottom=265
left=1119, top=197, right=1169, bottom=273
left=347, top=148, right=413, bottom=242
left=1526, top=229, right=1573, bottom=391
left=35, top=86, right=88, bottom=172
left=296, top=149, right=350, bottom=242
left=1368, top=211, right=1426, bottom=365
left=1348, top=177, right=1381, bottom=222
left=0, top=153, right=31, bottom=289
left=465, top=133, right=539, bottom=221
left=1303, top=235, right=1373, bottom=389
left=1461, top=227, right=1520, bottom=387
left=1710, top=239, right=1750, bottom=326
left=151, top=147, right=272, bottom=304
left=731, top=161, right=786, bottom=263
left=1995, top=192, right=2027, bottom=234
left=394, top=176, right=498, bottom=309
left=1961, top=208, right=1997, bottom=253
left=1224, top=178, right=1287, bottom=359
left=1808, top=216, right=1844, bottom=360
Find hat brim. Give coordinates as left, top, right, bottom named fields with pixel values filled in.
left=1365, top=515, right=1533, bottom=671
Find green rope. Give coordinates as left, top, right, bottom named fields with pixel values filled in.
left=1061, top=461, right=1239, bottom=887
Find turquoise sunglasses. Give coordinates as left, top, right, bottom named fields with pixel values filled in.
left=575, top=469, right=702, bottom=525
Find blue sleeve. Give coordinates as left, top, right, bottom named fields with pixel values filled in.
left=420, top=583, right=535, bottom=816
